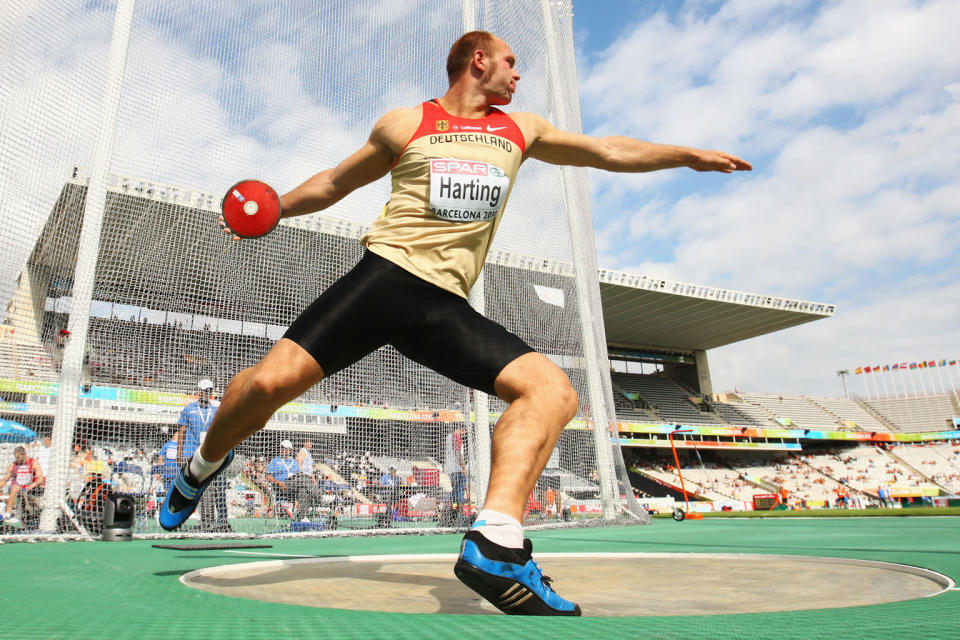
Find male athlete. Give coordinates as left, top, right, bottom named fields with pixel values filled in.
left=160, top=31, right=751, bottom=615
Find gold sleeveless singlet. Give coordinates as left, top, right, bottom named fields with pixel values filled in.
left=362, top=100, right=526, bottom=298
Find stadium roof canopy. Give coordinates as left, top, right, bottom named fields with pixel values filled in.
left=598, top=269, right=834, bottom=353
left=30, top=173, right=834, bottom=356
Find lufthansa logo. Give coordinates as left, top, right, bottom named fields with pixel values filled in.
left=436, top=120, right=449, bottom=132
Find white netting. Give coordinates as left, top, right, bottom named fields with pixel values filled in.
left=0, top=0, right=645, bottom=538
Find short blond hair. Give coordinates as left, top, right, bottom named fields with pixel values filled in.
left=446, top=31, right=497, bottom=82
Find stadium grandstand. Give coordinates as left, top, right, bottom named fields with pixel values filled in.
left=1, top=170, right=957, bottom=536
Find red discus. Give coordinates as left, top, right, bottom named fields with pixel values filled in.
left=221, top=179, right=281, bottom=239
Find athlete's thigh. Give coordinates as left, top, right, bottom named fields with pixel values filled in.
left=283, top=252, right=397, bottom=377
left=392, top=291, right=534, bottom=396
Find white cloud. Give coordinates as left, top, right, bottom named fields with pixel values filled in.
left=578, top=0, right=960, bottom=395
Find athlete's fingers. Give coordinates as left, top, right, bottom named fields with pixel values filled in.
left=218, top=216, right=241, bottom=242
left=720, top=152, right=752, bottom=171
left=691, top=150, right=752, bottom=173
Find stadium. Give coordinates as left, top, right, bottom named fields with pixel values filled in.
left=2, top=1, right=959, bottom=638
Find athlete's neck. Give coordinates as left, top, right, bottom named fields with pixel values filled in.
left=436, top=89, right=492, bottom=119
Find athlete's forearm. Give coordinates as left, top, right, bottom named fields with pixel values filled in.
left=599, top=137, right=701, bottom=173
left=279, top=169, right=340, bottom=218
left=601, top=137, right=751, bottom=174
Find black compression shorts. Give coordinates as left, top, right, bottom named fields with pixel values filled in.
left=283, top=250, right=534, bottom=396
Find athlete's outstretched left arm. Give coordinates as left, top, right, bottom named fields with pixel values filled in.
left=514, top=112, right=751, bottom=173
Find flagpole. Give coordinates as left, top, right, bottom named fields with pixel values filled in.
left=916, top=365, right=928, bottom=397
left=878, top=369, right=891, bottom=399
left=860, top=370, right=871, bottom=401
left=894, top=367, right=908, bottom=399
left=933, top=362, right=947, bottom=395
left=872, top=371, right=881, bottom=400
left=946, top=361, right=960, bottom=408
left=921, top=364, right=935, bottom=397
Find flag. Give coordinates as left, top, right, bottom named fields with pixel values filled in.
left=892, top=363, right=899, bottom=370
left=939, top=359, right=947, bottom=366
left=909, top=362, right=917, bottom=369
left=855, top=367, right=863, bottom=374
left=864, top=366, right=872, bottom=373
left=928, top=360, right=937, bottom=367
left=918, top=361, right=927, bottom=369
left=882, top=365, right=890, bottom=372
left=950, top=360, right=957, bottom=366
left=900, top=362, right=908, bottom=369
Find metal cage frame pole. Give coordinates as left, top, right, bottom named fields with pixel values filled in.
left=458, top=0, right=492, bottom=515
left=539, top=0, right=620, bottom=518
left=40, top=0, right=136, bottom=533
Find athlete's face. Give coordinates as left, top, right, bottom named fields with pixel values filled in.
left=483, top=38, right=520, bottom=105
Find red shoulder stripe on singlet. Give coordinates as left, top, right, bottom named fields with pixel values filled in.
left=395, top=100, right=526, bottom=165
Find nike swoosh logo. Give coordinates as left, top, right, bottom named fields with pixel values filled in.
left=486, top=125, right=507, bottom=132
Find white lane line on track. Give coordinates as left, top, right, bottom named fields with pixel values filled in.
left=223, top=550, right=320, bottom=558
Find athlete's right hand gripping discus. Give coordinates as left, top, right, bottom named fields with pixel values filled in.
left=220, top=179, right=282, bottom=239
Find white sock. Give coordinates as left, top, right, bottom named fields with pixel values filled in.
left=472, top=509, right=523, bottom=549
left=189, top=449, right=225, bottom=483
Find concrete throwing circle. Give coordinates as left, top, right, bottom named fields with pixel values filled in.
left=180, top=552, right=954, bottom=616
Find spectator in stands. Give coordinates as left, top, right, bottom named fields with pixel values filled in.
left=444, top=425, right=467, bottom=509
left=267, top=440, right=321, bottom=520
left=158, top=431, right=180, bottom=492
left=266, top=441, right=298, bottom=496
left=877, top=485, right=892, bottom=508
left=149, top=453, right=166, bottom=496
left=378, top=464, right=404, bottom=517
left=177, top=379, right=230, bottom=532
left=379, top=464, right=402, bottom=487
left=80, top=447, right=108, bottom=477
left=32, top=436, right=51, bottom=487
left=1, top=446, right=44, bottom=524
left=296, top=440, right=316, bottom=485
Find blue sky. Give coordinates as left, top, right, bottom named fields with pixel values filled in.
left=569, top=0, right=960, bottom=397
left=3, top=0, right=957, bottom=401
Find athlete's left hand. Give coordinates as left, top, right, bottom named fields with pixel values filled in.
left=689, top=151, right=752, bottom=173
left=218, top=215, right=242, bottom=242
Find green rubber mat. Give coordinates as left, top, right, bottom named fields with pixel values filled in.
left=2, top=517, right=959, bottom=639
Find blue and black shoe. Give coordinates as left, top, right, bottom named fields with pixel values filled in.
left=158, top=450, right=234, bottom=531
left=454, top=530, right=581, bottom=616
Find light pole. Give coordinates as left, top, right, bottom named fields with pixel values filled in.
left=836, top=369, right=850, bottom=399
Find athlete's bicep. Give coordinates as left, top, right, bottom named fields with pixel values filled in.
left=328, top=108, right=416, bottom=196
left=528, top=128, right=611, bottom=167
left=517, top=113, right=610, bottom=167
left=328, top=138, right=394, bottom=196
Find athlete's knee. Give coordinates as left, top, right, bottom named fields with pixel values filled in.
left=554, top=378, right=578, bottom=423
left=529, top=368, right=578, bottom=422
left=245, top=365, right=297, bottom=403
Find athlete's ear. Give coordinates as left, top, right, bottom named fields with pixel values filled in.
left=473, top=49, right=487, bottom=73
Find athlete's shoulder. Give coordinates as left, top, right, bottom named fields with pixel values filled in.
left=507, top=111, right=552, bottom=142
left=374, top=105, right=423, bottom=135
left=371, top=105, right=423, bottom=150
left=377, top=104, right=423, bottom=125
